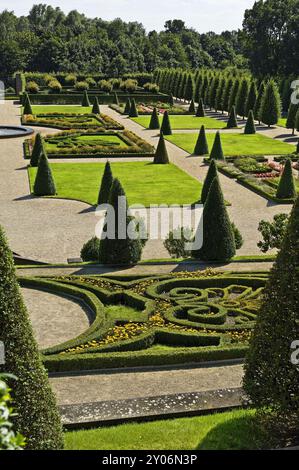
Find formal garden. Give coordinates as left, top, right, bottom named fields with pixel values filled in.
left=0, top=0, right=299, bottom=456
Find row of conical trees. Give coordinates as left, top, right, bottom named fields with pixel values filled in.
left=22, top=91, right=102, bottom=114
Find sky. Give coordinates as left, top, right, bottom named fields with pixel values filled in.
left=1, top=0, right=257, bottom=33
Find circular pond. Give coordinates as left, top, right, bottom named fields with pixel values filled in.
left=0, top=125, right=34, bottom=139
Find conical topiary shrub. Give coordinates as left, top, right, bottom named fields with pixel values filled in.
left=154, top=133, right=169, bottom=164
left=149, top=107, right=160, bottom=130
left=286, top=103, right=299, bottom=135
left=194, top=125, right=209, bottom=156
left=260, top=80, right=281, bottom=127
left=201, top=159, right=218, bottom=204
left=193, top=177, right=236, bottom=261
left=189, top=99, right=196, bottom=114
left=160, top=111, right=172, bottom=135
left=129, top=98, right=139, bottom=118
left=92, top=96, right=101, bottom=114
left=82, top=90, right=90, bottom=107
left=0, top=226, right=63, bottom=449
left=244, top=110, right=256, bottom=134
left=276, top=159, right=296, bottom=199
left=124, top=98, right=131, bottom=114
left=196, top=98, right=205, bottom=117
left=254, top=81, right=265, bottom=124
left=33, top=151, right=56, bottom=196
left=210, top=131, right=224, bottom=160
left=226, top=106, right=238, bottom=129
left=245, top=81, right=257, bottom=118
left=98, top=179, right=143, bottom=264
left=98, top=161, right=114, bottom=205
left=30, top=133, right=44, bottom=167
left=243, top=196, right=299, bottom=441
left=23, top=95, right=33, bottom=114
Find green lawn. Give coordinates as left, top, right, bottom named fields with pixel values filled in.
left=31, top=105, right=92, bottom=114
left=132, top=115, right=227, bottom=130
left=28, top=161, right=202, bottom=206
left=278, top=118, right=287, bottom=128
left=65, top=409, right=265, bottom=450
left=166, top=132, right=295, bottom=156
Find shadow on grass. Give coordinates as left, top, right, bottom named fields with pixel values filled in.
left=197, top=414, right=264, bottom=450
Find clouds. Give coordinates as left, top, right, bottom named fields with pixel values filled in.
left=2, top=0, right=256, bottom=33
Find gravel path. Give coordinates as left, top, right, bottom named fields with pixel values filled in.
left=22, top=287, right=91, bottom=349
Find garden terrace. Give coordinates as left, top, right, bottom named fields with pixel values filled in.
left=24, top=130, right=154, bottom=159
left=22, top=113, right=124, bottom=131
left=166, top=133, right=296, bottom=156
left=215, top=158, right=298, bottom=204
left=27, top=161, right=202, bottom=206
left=19, top=272, right=267, bottom=373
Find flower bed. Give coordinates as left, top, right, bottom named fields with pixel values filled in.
left=110, top=101, right=191, bottom=116
left=22, top=113, right=124, bottom=131
left=19, top=272, right=269, bottom=372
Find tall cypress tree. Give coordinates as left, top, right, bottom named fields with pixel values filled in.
left=92, top=96, right=101, bottom=114
left=0, top=226, right=63, bottom=449
left=210, top=132, right=225, bottom=160
left=209, top=76, right=220, bottom=110
left=236, top=78, right=250, bottom=119
left=154, top=133, right=169, bottom=164
left=188, top=99, right=196, bottom=114
left=254, top=81, right=266, bottom=124
left=30, top=133, right=44, bottom=167
left=244, top=110, right=256, bottom=134
left=221, top=77, right=233, bottom=113
left=276, top=159, right=296, bottom=199
left=160, top=111, right=172, bottom=135
left=215, top=78, right=225, bottom=112
left=245, top=81, right=257, bottom=118
left=33, top=151, right=56, bottom=196
left=193, top=177, right=236, bottom=261
left=196, top=98, right=205, bottom=117
left=194, top=125, right=209, bottom=156
left=149, top=107, right=160, bottom=130
left=124, top=97, right=131, bottom=114
left=243, top=196, right=299, bottom=442
left=81, top=90, right=90, bottom=107
left=98, top=161, right=114, bottom=205
left=228, top=78, right=240, bottom=113
left=286, top=103, right=299, bottom=135
left=129, top=98, right=139, bottom=118
left=226, top=106, right=238, bottom=128
left=98, top=179, right=143, bottom=264
left=184, top=73, right=195, bottom=101
left=260, top=80, right=281, bottom=127
left=201, top=159, right=218, bottom=204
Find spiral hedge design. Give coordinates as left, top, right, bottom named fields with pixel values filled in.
left=19, top=272, right=267, bottom=372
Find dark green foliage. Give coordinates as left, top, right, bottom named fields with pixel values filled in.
left=0, top=226, right=63, bottom=449
left=184, top=74, right=195, bottom=101
left=81, top=237, right=100, bottom=261
left=98, top=161, right=114, bottom=205
left=113, top=92, right=119, bottom=105
left=295, top=108, right=299, bottom=132
left=276, top=159, right=296, bottom=199
left=188, top=99, right=196, bottom=114
left=231, top=222, right=244, bottom=250
left=81, top=90, right=90, bottom=107
left=226, top=106, right=238, bottom=129
left=215, top=78, right=225, bottom=112
left=30, top=133, right=44, bottom=167
left=236, top=78, right=249, bottom=119
left=154, top=133, right=169, bottom=164
left=196, top=98, right=205, bottom=117
left=194, top=177, right=236, bottom=261
left=286, top=103, right=299, bottom=134
left=257, top=213, right=289, bottom=253
left=209, top=76, right=219, bottom=110
left=245, top=81, right=257, bottom=117
left=210, top=131, right=224, bottom=160
left=164, top=227, right=193, bottom=258
left=243, top=196, right=299, bottom=444
left=254, top=81, right=265, bottom=123
left=201, top=159, right=218, bottom=204
left=124, top=98, right=131, bottom=114
left=160, top=111, right=172, bottom=135
left=169, top=94, right=174, bottom=106
left=92, top=97, right=101, bottom=114
left=23, top=94, right=33, bottom=114
left=149, top=107, right=160, bottom=130
left=260, top=80, right=281, bottom=127
left=221, top=77, right=233, bottom=112
left=228, top=78, right=240, bottom=112
left=129, top=98, right=139, bottom=118
left=33, top=151, right=56, bottom=196
left=244, top=110, right=256, bottom=134
left=194, top=125, right=209, bottom=156
left=98, top=179, right=143, bottom=265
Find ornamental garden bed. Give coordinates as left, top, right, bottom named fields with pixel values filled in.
left=24, top=130, right=154, bottom=159
left=27, top=161, right=202, bottom=206
left=110, top=101, right=189, bottom=116
left=166, top=133, right=296, bottom=156
left=19, top=272, right=267, bottom=373
left=22, top=112, right=124, bottom=131
left=215, top=157, right=298, bottom=203
left=24, top=92, right=171, bottom=105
